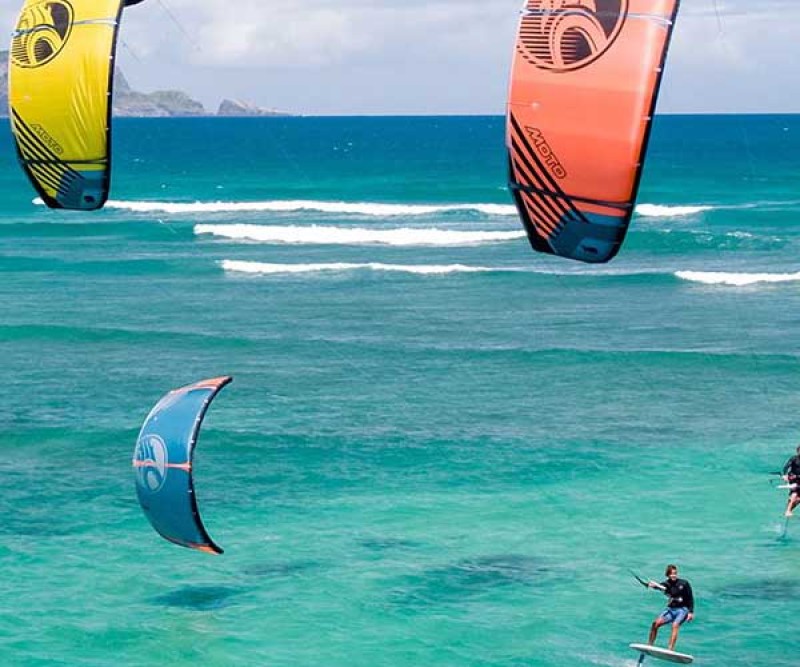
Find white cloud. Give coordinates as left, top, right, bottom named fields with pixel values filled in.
left=2, top=7, right=18, bottom=38
left=121, top=0, right=509, bottom=69
left=671, top=2, right=800, bottom=69
left=113, top=0, right=515, bottom=113
left=659, top=1, right=800, bottom=112
left=3, top=1, right=799, bottom=113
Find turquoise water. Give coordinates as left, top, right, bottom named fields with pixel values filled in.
left=1, top=115, right=799, bottom=666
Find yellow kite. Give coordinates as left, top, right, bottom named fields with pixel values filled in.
left=8, top=0, right=145, bottom=209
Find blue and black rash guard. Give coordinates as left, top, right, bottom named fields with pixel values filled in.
left=661, top=578, right=694, bottom=612
left=783, top=455, right=800, bottom=482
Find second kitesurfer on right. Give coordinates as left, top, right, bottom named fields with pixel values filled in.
left=782, top=445, right=800, bottom=517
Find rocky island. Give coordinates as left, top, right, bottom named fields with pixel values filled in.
left=216, top=98, right=293, bottom=117
left=0, top=52, right=294, bottom=118
left=112, top=69, right=206, bottom=116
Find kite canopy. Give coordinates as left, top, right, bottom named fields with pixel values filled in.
left=133, top=377, right=231, bottom=555
left=8, top=0, right=143, bottom=210
left=506, top=0, right=680, bottom=263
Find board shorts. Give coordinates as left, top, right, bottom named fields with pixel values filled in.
left=659, top=607, right=690, bottom=625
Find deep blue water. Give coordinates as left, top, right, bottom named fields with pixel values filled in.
left=1, top=115, right=799, bottom=666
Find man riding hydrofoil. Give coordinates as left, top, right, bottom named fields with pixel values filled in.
left=646, top=564, right=694, bottom=652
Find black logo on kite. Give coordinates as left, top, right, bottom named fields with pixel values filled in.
left=525, top=126, right=567, bottom=179
left=134, top=434, right=169, bottom=493
left=519, top=0, right=628, bottom=72
left=11, top=0, right=74, bottom=69
left=31, top=124, right=64, bottom=155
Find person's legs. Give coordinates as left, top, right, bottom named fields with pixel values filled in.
left=668, top=623, right=681, bottom=651
left=649, top=612, right=670, bottom=644
left=667, top=608, right=689, bottom=650
left=786, top=492, right=798, bottom=517
left=648, top=620, right=660, bottom=644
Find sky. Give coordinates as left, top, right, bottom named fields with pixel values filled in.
left=2, top=0, right=800, bottom=115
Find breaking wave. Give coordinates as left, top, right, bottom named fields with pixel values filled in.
left=197, top=224, right=524, bottom=246
left=675, top=270, right=800, bottom=286
left=221, top=260, right=501, bottom=276
left=635, top=204, right=714, bottom=218
left=101, top=199, right=517, bottom=217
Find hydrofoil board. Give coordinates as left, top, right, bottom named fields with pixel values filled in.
left=629, top=643, right=694, bottom=664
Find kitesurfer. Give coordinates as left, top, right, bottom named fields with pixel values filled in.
left=647, top=564, right=694, bottom=651
left=782, top=445, right=800, bottom=517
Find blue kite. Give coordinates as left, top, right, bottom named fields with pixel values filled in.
left=133, top=376, right=231, bottom=554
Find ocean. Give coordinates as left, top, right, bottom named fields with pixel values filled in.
left=1, top=115, right=798, bottom=666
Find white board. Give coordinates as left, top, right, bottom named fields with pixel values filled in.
left=629, top=643, right=694, bottom=664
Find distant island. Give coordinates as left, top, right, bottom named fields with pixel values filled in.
left=0, top=51, right=295, bottom=118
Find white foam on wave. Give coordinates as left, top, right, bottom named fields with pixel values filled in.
left=635, top=204, right=714, bottom=218
left=102, top=199, right=517, bottom=217
left=35, top=197, right=800, bottom=218
left=221, top=260, right=499, bottom=276
left=222, top=260, right=673, bottom=280
left=675, top=270, right=800, bottom=286
left=196, top=223, right=525, bottom=246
